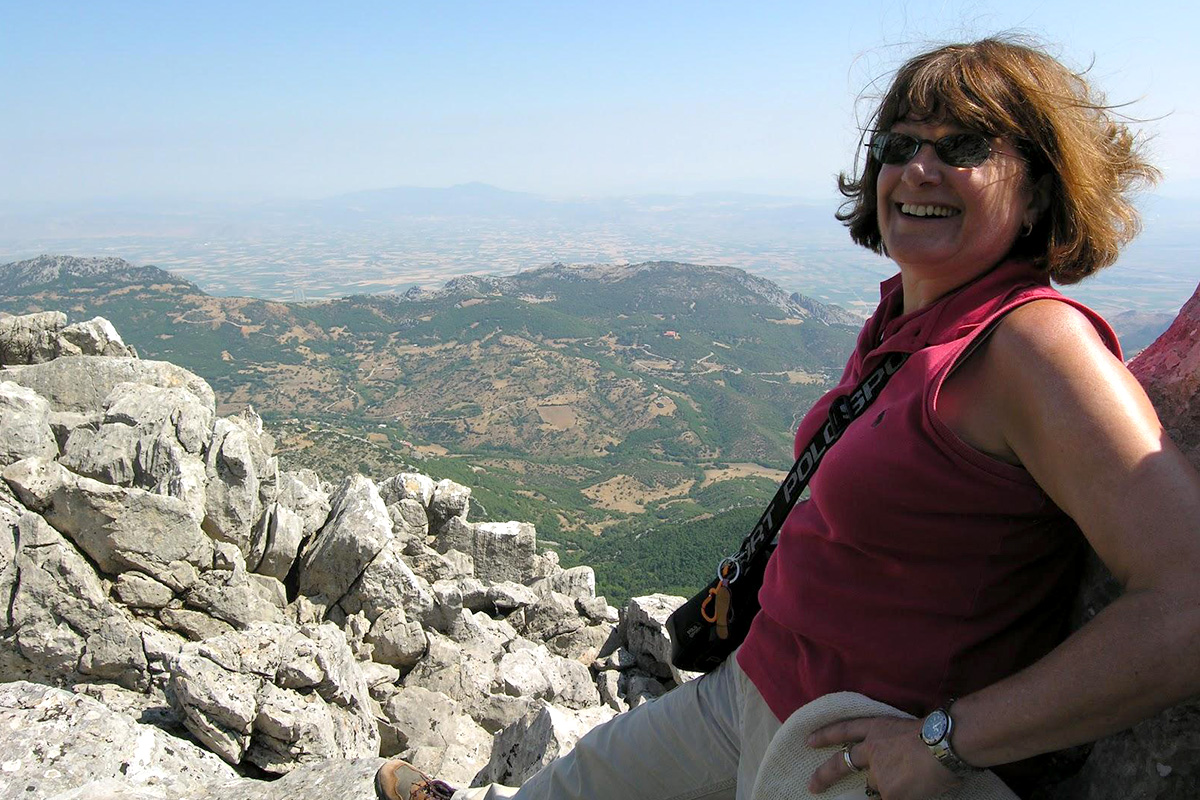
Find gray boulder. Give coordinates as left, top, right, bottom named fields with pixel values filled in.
left=365, top=606, right=428, bottom=670
left=474, top=701, right=616, bottom=787
left=1, top=355, right=215, bottom=415
left=2, top=511, right=147, bottom=689
left=58, top=316, right=136, bottom=358
left=167, top=622, right=379, bottom=774
left=276, top=469, right=331, bottom=539
left=296, top=475, right=392, bottom=612
left=429, top=477, right=471, bottom=531
left=61, top=382, right=212, bottom=519
left=3, top=457, right=214, bottom=589
left=621, top=593, right=685, bottom=680
left=249, top=502, right=305, bottom=581
left=0, top=310, right=67, bottom=365
left=202, top=417, right=263, bottom=554
left=434, top=518, right=537, bottom=584
left=0, top=681, right=238, bottom=800
left=0, top=381, right=58, bottom=466
left=340, top=536, right=435, bottom=625
left=378, top=471, right=436, bottom=509
left=379, top=685, right=494, bottom=787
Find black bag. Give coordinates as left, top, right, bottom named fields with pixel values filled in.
left=666, top=351, right=908, bottom=672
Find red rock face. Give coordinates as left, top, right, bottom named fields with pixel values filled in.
left=1129, top=282, right=1200, bottom=471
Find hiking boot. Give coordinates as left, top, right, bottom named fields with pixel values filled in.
left=374, top=759, right=457, bottom=800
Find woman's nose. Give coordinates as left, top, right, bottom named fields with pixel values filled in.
left=901, top=143, right=944, bottom=185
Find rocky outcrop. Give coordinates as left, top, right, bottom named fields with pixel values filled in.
left=1042, top=284, right=1200, bottom=800
left=1129, top=282, right=1200, bottom=471
left=0, top=311, right=686, bottom=797
left=0, top=309, right=135, bottom=364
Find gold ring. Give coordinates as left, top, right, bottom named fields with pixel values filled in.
left=842, top=743, right=864, bottom=773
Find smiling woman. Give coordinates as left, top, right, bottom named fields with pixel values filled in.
left=375, top=37, right=1200, bottom=800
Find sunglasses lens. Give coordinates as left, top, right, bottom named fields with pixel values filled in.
left=937, top=134, right=991, bottom=167
left=872, top=133, right=919, bottom=165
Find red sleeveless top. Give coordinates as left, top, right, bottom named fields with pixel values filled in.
left=737, top=259, right=1121, bottom=720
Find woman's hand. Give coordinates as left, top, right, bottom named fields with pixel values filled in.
left=807, top=716, right=960, bottom=800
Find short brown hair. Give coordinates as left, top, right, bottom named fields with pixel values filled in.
left=836, top=36, right=1159, bottom=283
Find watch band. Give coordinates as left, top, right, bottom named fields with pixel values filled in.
left=921, top=702, right=977, bottom=776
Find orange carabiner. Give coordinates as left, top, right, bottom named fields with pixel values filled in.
left=701, top=586, right=720, bottom=622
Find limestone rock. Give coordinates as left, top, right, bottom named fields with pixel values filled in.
left=0, top=381, right=58, bottom=467
left=0, top=310, right=67, bottom=365
left=388, top=497, right=431, bottom=537
left=61, top=382, right=212, bottom=518
left=544, top=565, right=597, bottom=602
left=1, top=355, right=214, bottom=415
left=523, top=590, right=586, bottom=642
left=202, top=417, right=263, bottom=554
left=0, top=681, right=237, bottom=800
left=429, top=477, right=471, bottom=531
left=183, top=568, right=286, bottom=629
left=496, top=645, right=600, bottom=710
left=2, top=457, right=214, bottom=588
left=276, top=469, right=331, bottom=538
left=547, top=623, right=616, bottom=664
left=249, top=502, right=305, bottom=581
left=296, top=474, right=392, bottom=612
left=167, top=622, right=379, bottom=774
left=3, top=511, right=146, bottom=688
left=488, top=581, right=539, bottom=614
left=365, top=607, right=428, bottom=670
left=58, top=316, right=136, bottom=358
left=378, top=471, right=436, bottom=509
left=621, top=593, right=685, bottom=680
left=434, top=517, right=537, bottom=584
left=475, top=701, right=616, bottom=787
left=380, top=685, right=494, bottom=787
left=341, top=536, right=435, bottom=625
left=115, top=571, right=175, bottom=609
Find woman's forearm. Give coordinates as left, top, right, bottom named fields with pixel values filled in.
left=950, top=582, right=1200, bottom=769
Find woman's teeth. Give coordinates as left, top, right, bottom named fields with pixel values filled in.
left=900, top=203, right=959, bottom=218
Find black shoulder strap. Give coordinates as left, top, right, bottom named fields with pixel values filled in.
left=723, top=350, right=909, bottom=584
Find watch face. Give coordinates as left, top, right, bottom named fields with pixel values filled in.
left=921, top=710, right=949, bottom=745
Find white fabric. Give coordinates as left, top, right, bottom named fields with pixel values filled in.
left=453, top=654, right=780, bottom=800
left=750, top=692, right=1020, bottom=800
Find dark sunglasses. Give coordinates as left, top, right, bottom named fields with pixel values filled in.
left=868, top=131, right=996, bottom=168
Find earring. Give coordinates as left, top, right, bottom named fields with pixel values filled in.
left=1021, top=220, right=1034, bottom=237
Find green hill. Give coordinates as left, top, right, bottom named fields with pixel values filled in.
left=0, top=255, right=861, bottom=603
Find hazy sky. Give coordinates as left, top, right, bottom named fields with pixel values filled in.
left=4, top=1, right=1197, bottom=204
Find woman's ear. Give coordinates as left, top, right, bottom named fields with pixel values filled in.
left=1025, top=174, right=1053, bottom=227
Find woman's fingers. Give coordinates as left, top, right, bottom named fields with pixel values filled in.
left=808, top=742, right=868, bottom=793
left=807, top=717, right=872, bottom=748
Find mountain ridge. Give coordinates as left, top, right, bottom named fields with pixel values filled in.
left=0, top=255, right=861, bottom=602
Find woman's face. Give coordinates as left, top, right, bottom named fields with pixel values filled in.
left=875, top=118, right=1036, bottom=282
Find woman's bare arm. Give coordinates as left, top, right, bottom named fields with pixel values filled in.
left=809, top=299, right=1200, bottom=797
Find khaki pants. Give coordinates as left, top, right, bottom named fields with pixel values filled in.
left=455, top=654, right=781, bottom=800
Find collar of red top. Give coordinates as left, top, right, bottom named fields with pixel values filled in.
left=866, top=259, right=1051, bottom=354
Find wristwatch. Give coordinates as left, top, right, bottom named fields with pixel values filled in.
left=919, top=702, right=977, bottom=776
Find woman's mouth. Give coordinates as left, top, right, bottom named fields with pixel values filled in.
left=898, top=203, right=960, bottom=218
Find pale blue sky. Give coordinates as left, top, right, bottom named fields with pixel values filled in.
left=3, top=0, right=1196, bottom=203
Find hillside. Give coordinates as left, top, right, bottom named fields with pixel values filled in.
left=0, top=255, right=860, bottom=602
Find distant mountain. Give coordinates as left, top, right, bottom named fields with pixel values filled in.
left=0, top=254, right=196, bottom=292
left=0, top=255, right=859, bottom=564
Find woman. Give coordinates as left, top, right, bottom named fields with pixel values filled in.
left=377, top=37, right=1200, bottom=800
